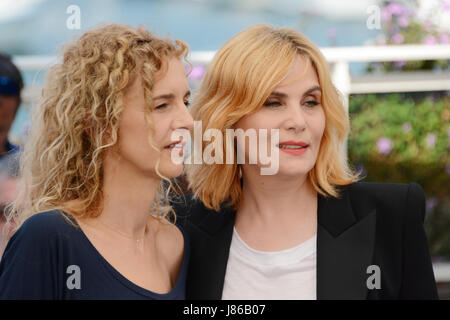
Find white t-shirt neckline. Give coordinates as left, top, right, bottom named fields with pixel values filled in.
left=232, top=226, right=317, bottom=267
left=222, top=226, right=317, bottom=300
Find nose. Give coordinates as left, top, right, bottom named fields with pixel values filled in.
left=282, top=104, right=307, bottom=133
left=174, top=102, right=194, bottom=131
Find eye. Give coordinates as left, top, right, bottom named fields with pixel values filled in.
left=184, top=100, right=190, bottom=107
left=154, top=103, right=167, bottom=110
left=263, top=101, right=281, bottom=108
left=304, top=100, right=319, bottom=108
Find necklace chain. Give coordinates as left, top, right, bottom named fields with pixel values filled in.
left=97, top=219, right=147, bottom=243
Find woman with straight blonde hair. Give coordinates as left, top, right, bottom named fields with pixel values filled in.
left=0, top=24, right=193, bottom=299
left=174, top=25, right=438, bottom=300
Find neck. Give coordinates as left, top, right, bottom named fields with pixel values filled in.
left=238, top=165, right=317, bottom=224
left=96, top=155, right=161, bottom=240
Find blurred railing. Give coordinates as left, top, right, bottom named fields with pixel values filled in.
left=191, top=44, right=450, bottom=107
left=12, top=45, right=450, bottom=285
left=13, top=44, right=450, bottom=105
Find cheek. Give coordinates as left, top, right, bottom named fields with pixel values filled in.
left=236, top=114, right=267, bottom=147
left=235, top=112, right=283, bottom=156
left=309, top=110, right=326, bottom=156
left=117, top=111, right=154, bottom=160
left=149, top=114, right=171, bottom=146
left=252, top=113, right=276, bottom=130
left=121, top=112, right=146, bottom=142
left=313, top=109, right=326, bottom=140
left=236, top=113, right=279, bottom=145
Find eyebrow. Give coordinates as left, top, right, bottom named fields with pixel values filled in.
left=153, top=90, right=191, bottom=101
left=269, top=85, right=322, bottom=98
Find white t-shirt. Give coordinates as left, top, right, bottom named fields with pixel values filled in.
left=221, top=227, right=317, bottom=300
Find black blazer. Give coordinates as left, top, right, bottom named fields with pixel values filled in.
left=174, top=182, right=439, bottom=300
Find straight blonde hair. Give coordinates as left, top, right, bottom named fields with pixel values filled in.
left=186, top=25, right=363, bottom=211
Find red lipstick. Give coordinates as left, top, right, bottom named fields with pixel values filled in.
left=277, top=140, right=309, bottom=156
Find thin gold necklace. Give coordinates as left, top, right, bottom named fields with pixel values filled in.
left=97, top=219, right=148, bottom=244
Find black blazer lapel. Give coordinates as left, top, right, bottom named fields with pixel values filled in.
left=317, top=188, right=377, bottom=300
left=185, top=204, right=236, bottom=300
left=184, top=185, right=377, bottom=300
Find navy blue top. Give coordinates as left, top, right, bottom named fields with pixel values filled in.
left=0, top=210, right=189, bottom=300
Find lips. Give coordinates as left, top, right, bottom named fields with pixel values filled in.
left=277, top=140, right=309, bottom=149
left=164, top=140, right=185, bottom=149
left=164, top=140, right=185, bottom=158
left=277, top=140, right=309, bottom=156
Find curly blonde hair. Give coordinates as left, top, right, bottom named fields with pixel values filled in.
left=6, top=24, right=189, bottom=230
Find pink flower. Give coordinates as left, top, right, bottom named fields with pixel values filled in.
left=426, top=197, right=438, bottom=213
left=394, top=60, right=407, bottom=68
left=425, top=133, right=437, bottom=148
left=424, top=35, right=437, bottom=45
left=387, top=2, right=407, bottom=15
left=398, top=15, right=409, bottom=27
left=381, top=8, right=392, bottom=21
left=376, top=137, right=393, bottom=155
left=391, top=33, right=404, bottom=44
left=402, top=122, right=412, bottom=133
left=187, top=65, right=205, bottom=80
left=439, top=33, right=450, bottom=44
left=443, top=0, right=450, bottom=11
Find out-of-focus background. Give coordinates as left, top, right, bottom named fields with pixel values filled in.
left=0, top=0, right=449, bottom=298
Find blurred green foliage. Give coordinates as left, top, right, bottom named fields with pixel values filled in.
left=348, top=93, right=450, bottom=259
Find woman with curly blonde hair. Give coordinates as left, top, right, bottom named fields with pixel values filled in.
left=0, top=24, right=193, bottom=299
left=175, top=25, right=438, bottom=300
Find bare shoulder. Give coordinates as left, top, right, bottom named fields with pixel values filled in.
left=150, top=217, right=185, bottom=285
left=157, top=218, right=184, bottom=248
left=151, top=217, right=184, bottom=263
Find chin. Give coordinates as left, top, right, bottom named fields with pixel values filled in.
left=158, top=163, right=184, bottom=179
left=275, top=169, right=308, bottom=178
left=275, top=162, right=312, bottom=178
